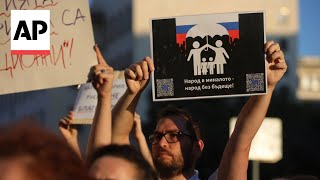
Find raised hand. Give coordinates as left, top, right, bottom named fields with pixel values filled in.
left=91, top=45, right=114, bottom=98
left=124, top=57, right=154, bottom=94
left=264, top=41, right=287, bottom=89
left=131, top=112, right=155, bottom=169
left=59, top=111, right=83, bottom=160
left=59, top=111, right=78, bottom=142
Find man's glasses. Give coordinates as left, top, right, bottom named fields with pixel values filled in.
left=148, top=131, right=194, bottom=145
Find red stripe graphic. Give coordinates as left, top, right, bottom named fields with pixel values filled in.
left=176, top=34, right=187, bottom=45
left=228, top=30, right=239, bottom=41
left=11, top=50, right=50, bottom=55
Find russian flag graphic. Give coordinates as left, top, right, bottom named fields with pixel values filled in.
left=176, top=25, right=195, bottom=45
left=218, top=22, right=239, bottom=41
left=176, top=22, right=239, bottom=46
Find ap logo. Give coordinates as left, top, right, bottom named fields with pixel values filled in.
left=11, top=10, right=50, bottom=55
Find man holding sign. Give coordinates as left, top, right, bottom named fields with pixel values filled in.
left=108, top=40, right=287, bottom=180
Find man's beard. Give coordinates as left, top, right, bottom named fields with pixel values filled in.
left=153, top=148, right=193, bottom=179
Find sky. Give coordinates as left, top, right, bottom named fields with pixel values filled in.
left=298, top=0, right=320, bottom=57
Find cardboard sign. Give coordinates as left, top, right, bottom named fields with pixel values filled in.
left=0, top=0, right=96, bottom=95
left=73, top=71, right=127, bottom=124
left=151, top=12, right=267, bottom=101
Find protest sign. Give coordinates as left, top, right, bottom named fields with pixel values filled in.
left=73, top=71, right=126, bottom=124
left=151, top=12, right=267, bottom=101
left=0, top=0, right=97, bottom=95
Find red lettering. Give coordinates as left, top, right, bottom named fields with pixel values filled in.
left=0, top=38, right=75, bottom=78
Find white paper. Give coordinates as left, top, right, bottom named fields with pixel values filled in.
left=73, top=76, right=127, bottom=124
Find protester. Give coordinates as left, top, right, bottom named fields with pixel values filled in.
left=105, top=40, right=287, bottom=180
left=0, top=120, right=88, bottom=180
left=89, top=144, right=158, bottom=180
left=59, top=111, right=157, bottom=180
left=86, top=45, right=114, bottom=164
left=58, top=111, right=155, bottom=169
left=80, top=45, right=157, bottom=179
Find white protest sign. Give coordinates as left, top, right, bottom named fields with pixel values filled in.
left=230, top=117, right=283, bottom=163
left=0, top=0, right=96, bottom=95
left=73, top=71, right=127, bottom=124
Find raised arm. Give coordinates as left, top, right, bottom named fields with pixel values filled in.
left=59, top=111, right=82, bottom=160
left=132, top=113, right=155, bottom=169
left=217, top=41, right=287, bottom=180
left=86, top=45, right=114, bottom=162
left=111, top=57, right=154, bottom=144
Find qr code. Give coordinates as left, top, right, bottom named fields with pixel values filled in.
left=156, top=78, right=174, bottom=97
left=246, top=73, right=265, bottom=92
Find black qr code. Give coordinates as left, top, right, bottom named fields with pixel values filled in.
left=156, top=79, right=174, bottom=97
left=246, top=73, right=265, bottom=92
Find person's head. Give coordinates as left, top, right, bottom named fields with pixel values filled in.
left=192, top=41, right=200, bottom=49
left=215, top=40, right=223, bottom=47
left=89, top=144, right=157, bottom=180
left=0, top=121, right=88, bottom=180
left=149, top=106, right=204, bottom=178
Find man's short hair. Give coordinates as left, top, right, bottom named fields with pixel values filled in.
left=157, top=106, right=202, bottom=140
left=90, top=144, right=158, bottom=180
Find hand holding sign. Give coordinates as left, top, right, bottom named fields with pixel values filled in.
left=264, top=41, right=287, bottom=90
left=124, top=57, right=154, bottom=94
left=91, top=45, right=114, bottom=99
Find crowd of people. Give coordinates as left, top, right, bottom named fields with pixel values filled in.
left=0, top=41, right=318, bottom=180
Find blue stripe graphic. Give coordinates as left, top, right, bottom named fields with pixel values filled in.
left=176, top=25, right=195, bottom=34
left=218, top=22, right=239, bottom=30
